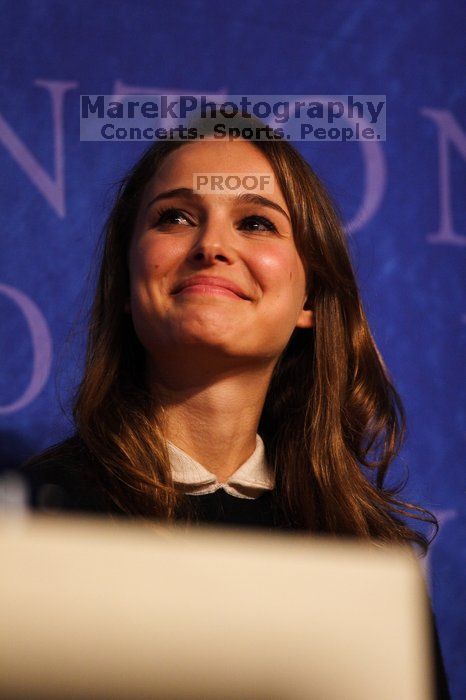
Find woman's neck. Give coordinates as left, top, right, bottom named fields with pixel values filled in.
left=148, top=361, right=274, bottom=482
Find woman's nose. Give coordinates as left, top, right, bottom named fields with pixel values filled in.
left=188, top=216, right=236, bottom=265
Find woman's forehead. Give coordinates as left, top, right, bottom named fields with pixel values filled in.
left=144, top=140, right=288, bottom=208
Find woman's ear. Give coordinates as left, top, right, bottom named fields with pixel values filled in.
left=295, top=296, right=314, bottom=329
left=296, top=308, right=314, bottom=328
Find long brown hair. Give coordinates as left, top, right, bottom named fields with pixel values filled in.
left=25, top=118, right=439, bottom=555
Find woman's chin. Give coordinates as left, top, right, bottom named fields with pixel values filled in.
left=172, top=332, right=242, bottom=352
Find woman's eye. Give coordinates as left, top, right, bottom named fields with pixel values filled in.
left=240, top=215, right=277, bottom=233
left=152, top=209, right=277, bottom=233
left=153, top=208, right=192, bottom=227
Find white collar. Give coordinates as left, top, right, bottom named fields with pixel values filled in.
left=167, top=434, right=275, bottom=500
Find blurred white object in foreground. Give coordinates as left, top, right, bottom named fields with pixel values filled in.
left=0, top=513, right=434, bottom=700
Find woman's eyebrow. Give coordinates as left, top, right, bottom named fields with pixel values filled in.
left=145, top=187, right=290, bottom=223
left=236, top=192, right=291, bottom=223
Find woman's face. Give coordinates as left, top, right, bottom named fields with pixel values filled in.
left=128, top=139, right=313, bottom=372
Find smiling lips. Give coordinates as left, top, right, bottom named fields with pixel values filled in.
left=172, top=276, right=251, bottom=300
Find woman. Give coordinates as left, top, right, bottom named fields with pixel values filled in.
left=21, top=118, right=436, bottom=541
left=21, top=115, right=449, bottom=696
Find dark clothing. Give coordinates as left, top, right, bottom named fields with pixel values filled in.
left=18, top=455, right=451, bottom=700
left=181, top=488, right=291, bottom=531
left=19, top=455, right=299, bottom=532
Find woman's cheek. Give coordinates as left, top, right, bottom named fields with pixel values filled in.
left=252, top=245, right=298, bottom=291
left=131, top=238, right=175, bottom=282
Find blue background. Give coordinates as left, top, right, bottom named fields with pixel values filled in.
left=0, top=1, right=464, bottom=696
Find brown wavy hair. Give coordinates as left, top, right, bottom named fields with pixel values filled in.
left=25, top=117, right=439, bottom=555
